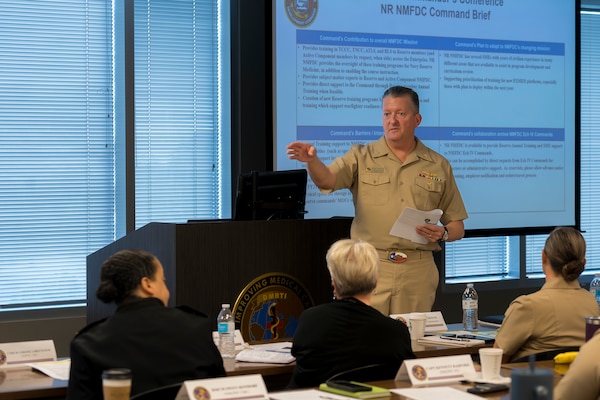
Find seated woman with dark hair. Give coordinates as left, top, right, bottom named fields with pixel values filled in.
left=67, top=249, right=225, bottom=400
left=494, top=227, right=600, bottom=362
left=287, top=239, right=415, bottom=389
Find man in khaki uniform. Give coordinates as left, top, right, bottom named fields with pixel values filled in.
left=287, top=86, right=468, bottom=315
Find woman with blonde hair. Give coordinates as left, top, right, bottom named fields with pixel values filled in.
left=288, top=239, right=414, bottom=388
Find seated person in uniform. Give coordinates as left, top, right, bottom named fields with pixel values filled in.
left=67, top=249, right=225, bottom=400
left=553, top=329, right=600, bottom=400
left=287, top=239, right=415, bottom=388
left=494, top=227, right=600, bottom=362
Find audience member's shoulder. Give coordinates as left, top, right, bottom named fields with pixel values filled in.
left=176, top=304, right=209, bottom=319
left=73, top=317, right=108, bottom=339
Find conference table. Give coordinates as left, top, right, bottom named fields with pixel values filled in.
left=273, top=360, right=563, bottom=400
left=0, top=342, right=550, bottom=400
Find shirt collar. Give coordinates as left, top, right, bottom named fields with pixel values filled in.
left=540, top=276, right=583, bottom=290
left=372, top=136, right=434, bottom=164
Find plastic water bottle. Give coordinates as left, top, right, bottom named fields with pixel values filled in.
left=217, top=303, right=235, bottom=359
left=462, top=283, right=479, bottom=331
left=590, top=274, right=600, bottom=307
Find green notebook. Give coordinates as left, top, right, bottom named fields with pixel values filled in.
left=319, top=381, right=391, bottom=399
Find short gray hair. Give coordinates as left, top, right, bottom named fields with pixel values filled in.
left=326, top=239, right=379, bottom=297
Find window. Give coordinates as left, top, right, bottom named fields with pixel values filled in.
left=0, top=1, right=114, bottom=311
left=132, top=0, right=230, bottom=228
left=0, top=0, right=229, bottom=313
left=445, top=7, right=600, bottom=286
left=580, top=10, right=600, bottom=275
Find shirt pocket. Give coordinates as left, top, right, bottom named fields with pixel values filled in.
left=358, top=172, right=390, bottom=205
left=413, top=176, right=444, bottom=210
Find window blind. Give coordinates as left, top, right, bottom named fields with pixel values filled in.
left=579, top=11, right=600, bottom=273
left=445, top=236, right=510, bottom=280
left=0, top=0, right=114, bottom=310
left=447, top=9, right=600, bottom=282
left=133, top=0, right=224, bottom=227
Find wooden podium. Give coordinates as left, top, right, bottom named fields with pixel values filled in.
left=86, top=218, right=352, bottom=324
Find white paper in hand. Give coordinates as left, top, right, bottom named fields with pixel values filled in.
left=389, top=207, right=443, bottom=244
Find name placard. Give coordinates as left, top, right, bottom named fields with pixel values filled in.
left=395, top=354, right=475, bottom=386
left=390, top=311, right=448, bottom=333
left=175, top=374, right=269, bottom=400
left=0, top=340, right=57, bottom=369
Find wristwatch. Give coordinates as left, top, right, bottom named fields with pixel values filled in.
left=440, top=226, right=449, bottom=242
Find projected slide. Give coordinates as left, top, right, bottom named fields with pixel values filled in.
left=273, top=1, right=577, bottom=232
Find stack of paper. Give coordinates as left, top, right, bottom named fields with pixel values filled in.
left=417, top=335, right=485, bottom=348
left=235, top=342, right=295, bottom=364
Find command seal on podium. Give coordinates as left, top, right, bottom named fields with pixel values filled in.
left=233, top=272, right=314, bottom=344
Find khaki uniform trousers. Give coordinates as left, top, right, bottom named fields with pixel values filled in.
left=371, top=249, right=439, bottom=315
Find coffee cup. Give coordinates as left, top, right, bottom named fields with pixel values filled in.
left=102, top=368, right=132, bottom=400
left=479, top=348, right=503, bottom=380
left=408, top=313, right=427, bottom=340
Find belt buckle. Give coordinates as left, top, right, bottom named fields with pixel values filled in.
left=388, top=251, right=407, bottom=263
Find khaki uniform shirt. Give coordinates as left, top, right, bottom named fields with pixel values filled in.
left=554, top=329, right=600, bottom=400
left=495, top=277, right=600, bottom=361
left=325, top=136, right=468, bottom=251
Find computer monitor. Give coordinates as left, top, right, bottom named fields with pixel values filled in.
left=234, top=169, right=307, bottom=221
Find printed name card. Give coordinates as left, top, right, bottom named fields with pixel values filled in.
left=0, top=340, right=57, bottom=369
left=175, top=374, right=269, bottom=400
left=390, top=311, right=448, bottom=333
left=395, top=354, right=476, bottom=386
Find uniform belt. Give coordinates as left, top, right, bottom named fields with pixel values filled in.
left=376, top=248, right=429, bottom=263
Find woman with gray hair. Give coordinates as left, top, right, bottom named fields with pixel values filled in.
left=287, top=239, right=414, bottom=388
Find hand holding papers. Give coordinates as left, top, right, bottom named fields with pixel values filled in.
left=389, top=207, right=443, bottom=244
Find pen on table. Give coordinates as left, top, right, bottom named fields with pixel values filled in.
left=440, top=336, right=471, bottom=342
left=319, top=396, right=341, bottom=400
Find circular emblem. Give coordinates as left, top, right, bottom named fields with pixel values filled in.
left=411, top=365, right=427, bottom=381
left=0, top=350, right=6, bottom=366
left=234, top=272, right=314, bottom=344
left=285, top=0, right=318, bottom=28
left=193, top=386, right=210, bottom=400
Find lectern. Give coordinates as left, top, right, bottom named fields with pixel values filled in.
left=86, top=218, right=352, bottom=325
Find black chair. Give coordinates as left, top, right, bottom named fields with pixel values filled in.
left=509, top=346, right=580, bottom=363
left=326, top=363, right=398, bottom=383
left=130, top=383, right=182, bottom=400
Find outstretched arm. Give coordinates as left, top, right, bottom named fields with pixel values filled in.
left=286, top=141, right=336, bottom=190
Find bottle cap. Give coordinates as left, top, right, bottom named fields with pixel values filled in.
left=222, top=303, right=230, bottom=308
left=467, top=283, right=474, bottom=288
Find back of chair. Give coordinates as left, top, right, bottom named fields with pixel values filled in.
left=326, top=363, right=397, bottom=383
left=130, top=382, right=182, bottom=400
left=510, top=347, right=580, bottom=363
